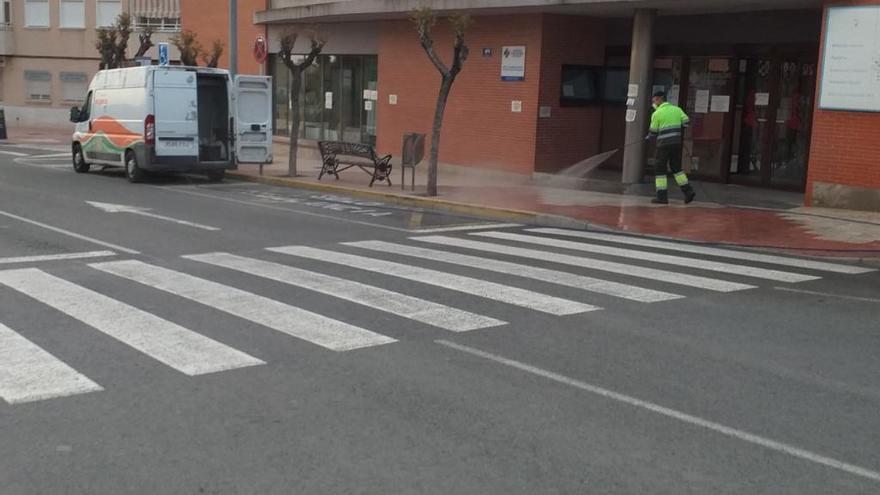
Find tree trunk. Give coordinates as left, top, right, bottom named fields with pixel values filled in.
left=427, top=75, right=454, bottom=197
left=287, top=67, right=303, bottom=177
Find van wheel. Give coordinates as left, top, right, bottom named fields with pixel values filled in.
left=72, top=144, right=90, bottom=173
left=125, top=151, right=145, bottom=183
left=206, top=170, right=225, bottom=183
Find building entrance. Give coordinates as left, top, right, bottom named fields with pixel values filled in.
left=603, top=45, right=818, bottom=191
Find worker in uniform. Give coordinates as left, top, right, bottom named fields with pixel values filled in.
left=646, top=91, right=696, bottom=205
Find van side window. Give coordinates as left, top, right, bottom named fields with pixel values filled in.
left=80, top=91, right=93, bottom=122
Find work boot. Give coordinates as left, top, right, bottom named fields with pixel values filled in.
left=651, top=190, right=668, bottom=205
left=682, top=184, right=696, bottom=204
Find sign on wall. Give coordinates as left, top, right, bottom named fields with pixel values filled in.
left=501, top=46, right=526, bottom=81
left=819, top=6, right=880, bottom=112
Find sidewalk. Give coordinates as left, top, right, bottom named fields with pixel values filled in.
left=231, top=139, right=880, bottom=257
left=5, top=126, right=878, bottom=257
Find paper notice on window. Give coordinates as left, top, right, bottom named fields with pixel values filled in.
left=325, top=92, right=333, bottom=109
left=755, top=92, right=770, bottom=107
left=668, top=85, right=680, bottom=106
left=363, top=89, right=371, bottom=100
left=563, top=84, right=574, bottom=97
left=625, top=109, right=637, bottom=122
left=695, top=90, right=710, bottom=113
left=370, top=90, right=378, bottom=100
left=710, top=95, right=730, bottom=113
left=364, top=100, right=373, bottom=111
left=626, top=98, right=635, bottom=107
left=628, top=84, right=639, bottom=98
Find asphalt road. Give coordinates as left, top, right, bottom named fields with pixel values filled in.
left=1, top=146, right=879, bottom=495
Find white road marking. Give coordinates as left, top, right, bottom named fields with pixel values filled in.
left=411, top=236, right=754, bottom=293
left=153, top=186, right=466, bottom=234
left=0, top=268, right=265, bottom=375
left=186, top=252, right=506, bottom=332
left=91, top=260, right=396, bottom=352
left=86, top=201, right=221, bottom=231
left=530, top=228, right=877, bottom=275
left=436, top=339, right=880, bottom=483
left=0, top=150, right=30, bottom=157
left=0, top=209, right=140, bottom=255
left=773, top=287, right=880, bottom=303
left=269, top=246, right=599, bottom=316
left=410, top=223, right=523, bottom=233
left=0, top=251, right=116, bottom=265
left=0, top=322, right=103, bottom=404
left=475, top=232, right=818, bottom=283
left=347, top=240, right=682, bottom=303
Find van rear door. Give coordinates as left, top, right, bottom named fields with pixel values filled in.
left=153, top=69, right=199, bottom=157
left=234, top=75, right=273, bottom=164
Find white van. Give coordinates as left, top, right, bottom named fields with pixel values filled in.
left=70, top=66, right=272, bottom=183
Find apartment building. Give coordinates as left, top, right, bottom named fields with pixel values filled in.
left=0, top=0, right=182, bottom=127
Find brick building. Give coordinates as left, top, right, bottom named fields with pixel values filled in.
left=183, top=0, right=880, bottom=211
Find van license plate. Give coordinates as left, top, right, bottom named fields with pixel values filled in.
left=164, top=140, right=194, bottom=148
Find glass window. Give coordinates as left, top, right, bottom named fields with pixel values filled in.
left=271, top=54, right=379, bottom=145
left=602, top=67, right=630, bottom=104
left=560, top=65, right=602, bottom=106
left=61, top=72, right=88, bottom=102
left=61, top=0, right=85, bottom=28
left=24, top=0, right=50, bottom=27
left=2, top=1, right=12, bottom=25
left=25, top=70, right=51, bottom=101
left=97, top=0, right=122, bottom=28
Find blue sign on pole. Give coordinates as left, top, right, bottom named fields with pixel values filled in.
left=158, top=43, right=169, bottom=66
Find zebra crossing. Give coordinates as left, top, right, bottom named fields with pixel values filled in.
left=0, top=228, right=873, bottom=405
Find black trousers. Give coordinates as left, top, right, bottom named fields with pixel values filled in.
left=655, top=144, right=683, bottom=175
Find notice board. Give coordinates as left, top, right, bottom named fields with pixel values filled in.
left=819, top=6, right=880, bottom=112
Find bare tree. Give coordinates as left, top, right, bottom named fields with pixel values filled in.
left=278, top=29, right=326, bottom=177
left=134, top=25, right=156, bottom=60
left=170, top=30, right=202, bottom=66
left=411, top=8, right=472, bottom=196
left=202, top=40, right=225, bottom=68
left=95, top=13, right=134, bottom=69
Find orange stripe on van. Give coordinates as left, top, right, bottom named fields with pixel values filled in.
left=81, top=116, right=143, bottom=149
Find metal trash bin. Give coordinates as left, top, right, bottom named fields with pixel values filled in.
left=401, top=132, right=425, bottom=191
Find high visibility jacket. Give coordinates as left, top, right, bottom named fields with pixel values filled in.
left=649, top=102, right=690, bottom=147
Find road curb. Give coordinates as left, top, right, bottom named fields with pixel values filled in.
left=227, top=171, right=590, bottom=229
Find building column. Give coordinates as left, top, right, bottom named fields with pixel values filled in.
left=621, top=9, right=656, bottom=185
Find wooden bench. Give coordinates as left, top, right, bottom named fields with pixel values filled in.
left=318, top=141, right=393, bottom=187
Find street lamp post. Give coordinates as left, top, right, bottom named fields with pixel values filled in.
left=229, top=0, right=238, bottom=78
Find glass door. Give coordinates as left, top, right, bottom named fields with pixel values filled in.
left=729, top=54, right=817, bottom=188
left=769, top=59, right=816, bottom=188
left=731, top=58, right=775, bottom=184
left=683, top=57, right=736, bottom=180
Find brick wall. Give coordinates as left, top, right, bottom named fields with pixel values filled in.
left=806, top=0, right=880, bottom=205
left=376, top=15, right=543, bottom=174
left=180, top=0, right=267, bottom=75
left=534, top=15, right=606, bottom=174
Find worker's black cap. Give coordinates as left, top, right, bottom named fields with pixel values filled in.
left=653, top=91, right=666, bottom=98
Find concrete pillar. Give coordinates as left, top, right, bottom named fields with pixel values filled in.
left=621, top=9, right=656, bottom=185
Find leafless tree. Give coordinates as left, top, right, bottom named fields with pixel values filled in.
left=411, top=8, right=472, bottom=196
left=202, top=40, right=225, bottom=68
left=278, top=29, right=326, bottom=177
left=134, top=25, right=156, bottom=60
left=170, top=30, right=202, bottom=66
left=95, top=13, right=134, bottom=69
